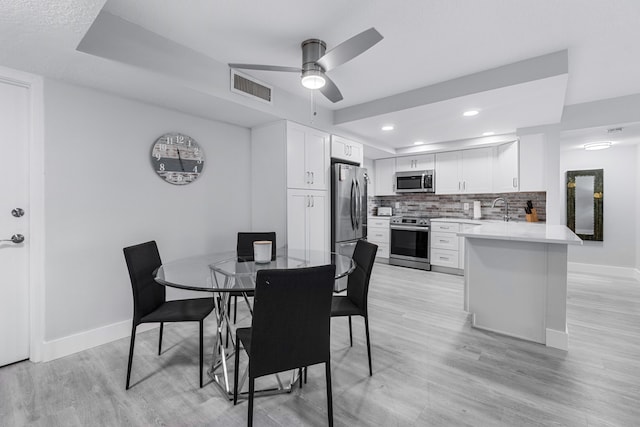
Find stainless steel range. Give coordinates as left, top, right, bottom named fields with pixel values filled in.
left=389, top=215, right=432, bottom=270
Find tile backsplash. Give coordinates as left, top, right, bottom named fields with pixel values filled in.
left=369, top=192, right=546, bottom=222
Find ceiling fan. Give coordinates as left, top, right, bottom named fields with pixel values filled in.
left=229, top=27, right=383, bottom=103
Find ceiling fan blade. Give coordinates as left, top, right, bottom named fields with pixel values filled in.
left=228, top=63, right=302, bottom=73
left=319, top=75, right=343, bottom=103
left=316, top=27, right=383, bottom=71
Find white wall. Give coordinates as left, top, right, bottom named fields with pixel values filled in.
left=637, top=147, right=640, bottom=274
left=560, top=144, right=637, bottom=268
left=43, top=79, right=252, bottom=342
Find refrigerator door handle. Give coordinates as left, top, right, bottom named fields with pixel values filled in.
left=350, top=179, right=356, bottom=229
left=355, top=179, right=361, bottom=229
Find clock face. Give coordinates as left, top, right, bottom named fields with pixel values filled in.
left=151, top=133, right=205, bottom=185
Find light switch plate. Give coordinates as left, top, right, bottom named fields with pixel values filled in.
left=463, top=203, right=470, bottom=211
left=395, top=202, right=400, bottom=208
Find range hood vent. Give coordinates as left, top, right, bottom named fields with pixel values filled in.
left=230, top=69, right=273, bottom=104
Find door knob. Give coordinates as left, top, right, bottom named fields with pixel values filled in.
left=1, top=234, right=24, bottom=244
left=11, top=208, right=25, bottom=217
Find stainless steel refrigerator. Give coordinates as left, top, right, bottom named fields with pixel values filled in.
left=332, top=163, right=368, bottom=291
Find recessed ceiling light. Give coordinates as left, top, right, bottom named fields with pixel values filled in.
left=584, top=142, right=612, bottom=151
left=381, top=125, right=395, bottom=131
left=413, top=141, right=424, bottom=145
left=463, top=110, right=479, bottom=117
left=482, top=131, right=495, bottom=136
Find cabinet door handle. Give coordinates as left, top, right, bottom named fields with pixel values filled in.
left=513, top=177, right=518, bottom=188
left=439, top=239, right=448, bottom=243
left=311, top=195, right=314, bottom=207
left=458, top=182, right=461, bottom=190
left=310, top=171, right=314, bottom=184
left=463, top=181, right=466, bottom=191
left=306, top=171, right=310, bottom=184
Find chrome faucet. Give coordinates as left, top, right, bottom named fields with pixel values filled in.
left=492, top=197, right=510, bottom=221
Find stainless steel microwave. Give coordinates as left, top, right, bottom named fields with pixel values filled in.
left=395, top=170, right=435, bottom=193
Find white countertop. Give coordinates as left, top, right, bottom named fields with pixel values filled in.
left=456, top=221, right=583, bottom=245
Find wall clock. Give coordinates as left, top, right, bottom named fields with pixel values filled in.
left=151, top=132, right=205, bottom=185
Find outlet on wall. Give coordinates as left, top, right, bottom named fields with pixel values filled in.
left=463, top=202, right=470, bottom=211
left=395, top=202, right=400, bottom=208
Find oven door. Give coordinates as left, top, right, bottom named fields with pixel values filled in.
left=389, top=225, right=430, bottom=262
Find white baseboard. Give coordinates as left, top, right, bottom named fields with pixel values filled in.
left=41, top=319, right=157, bottom=362
left=546, top=327, right=568, bottom=351
left=569, top=262, right=640, bottom=280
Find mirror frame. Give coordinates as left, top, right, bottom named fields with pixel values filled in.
left=566, top=168, right=603, bottom=241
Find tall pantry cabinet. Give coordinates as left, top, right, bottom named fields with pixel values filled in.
left=251, top=121, right=330, bottom=258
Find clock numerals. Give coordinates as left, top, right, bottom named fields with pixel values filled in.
left=193, top=166, right=198, bottom=173
left=159, top=163, right=165, bottom=171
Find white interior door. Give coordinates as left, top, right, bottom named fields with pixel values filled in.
left=0, top=79, right=30, bottom=367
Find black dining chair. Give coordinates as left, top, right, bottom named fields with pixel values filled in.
left=233, top=265, right=336, bottom=427
left=331, top=239, right=378, bottom=376
left=227, top=232, right=277, bottom=323
left=123, top=241, right=214, bottom=389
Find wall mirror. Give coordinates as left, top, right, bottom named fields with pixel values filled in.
left=566, top=169, right=603, bottom=241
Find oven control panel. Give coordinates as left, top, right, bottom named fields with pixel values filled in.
left=390, top=216, right=430, bottom=226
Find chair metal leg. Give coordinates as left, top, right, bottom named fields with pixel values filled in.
left=158, top=322, right=164, bottom=355
left=299, top=368, right=303, bottom=388
left=126, top=324, right=137, bottom=390
left=248, top=378, right=255, bottom=427
left=199, top=320, right=204, bottom=388
left=348, top=316, right=353, bottom=347
left=364, top=315, right=372, bottom=376
left=226, top=297, right=231, bottom=347
left=325, top=361, right=333, bottom=427
left=234, top=336, right=240, bottom=405
left=233, top=295, right=238, bottom=322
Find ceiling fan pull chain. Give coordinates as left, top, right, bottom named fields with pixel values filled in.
left=309, top=90, right=318, bottom=123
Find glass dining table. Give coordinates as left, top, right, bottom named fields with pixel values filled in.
left=154, top=247, right=355, bottom=399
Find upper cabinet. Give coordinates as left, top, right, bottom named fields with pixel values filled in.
left=435, top=148, right=493, bottom=194
left=493, top=140, right=519, bottom=192
left=330, top=135, right=363, bottom=165
left=287, top=122, right=330, bottom=190
left=374, top=157, right=396, bottom=196
left=395, top=153, right=435, bottom=172
left=518, top=133, right=546, bottom=192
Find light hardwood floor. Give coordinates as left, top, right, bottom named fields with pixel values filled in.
left=1, top=263, right=639, bottom=426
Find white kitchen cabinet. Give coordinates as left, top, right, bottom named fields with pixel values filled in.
left=367, top=216, right=390, bottom=259
left=395, top=153, right=435, bottom=172
left=374, top=157, right=396, bottom=196
left=287, top=122, right=330, bottom=190
left=493, top=140, right=519, bottom=192
left=435, top=148, right=493, bottom=194
left=518, top=133, right=546, bottom=192
left=331, top=135, right=363, bottom=165
left=250, top=120, right=330, bottom=255
left=430, top=221, right=463, bottom=271
left=287, top=189, right=329, bottom=257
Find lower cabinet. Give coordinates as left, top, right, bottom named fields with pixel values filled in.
left=430, top=221, right=464, bottom=272
left=367, top=216, right=390, bottom=259
left=287, top=189, right=329, bottom=258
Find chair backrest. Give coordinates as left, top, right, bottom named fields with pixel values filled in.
left=346, top=240, right=378, bottom=314
left=123, top=241, right=166, bottom=324
left=237, top=232, right=276, bottom=262
left=249, top=264, right=336, bottom=379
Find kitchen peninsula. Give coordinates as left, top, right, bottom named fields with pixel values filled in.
left=459, top=222, right=582, bottom=350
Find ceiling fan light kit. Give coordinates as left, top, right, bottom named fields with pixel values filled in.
left=229, top=27, right=383, bottom=103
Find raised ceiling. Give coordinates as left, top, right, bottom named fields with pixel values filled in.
left=2, top=0, right=640, bottom=156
